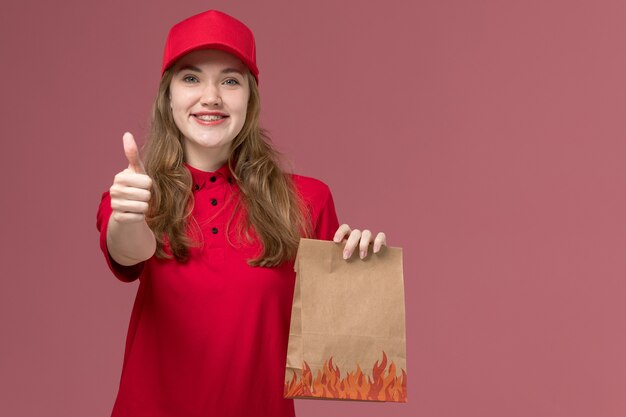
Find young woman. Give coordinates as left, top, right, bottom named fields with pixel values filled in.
left=96, top=10, right=387, bottom=417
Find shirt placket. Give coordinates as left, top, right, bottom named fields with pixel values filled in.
left=192, top=173, right=232, bottom=249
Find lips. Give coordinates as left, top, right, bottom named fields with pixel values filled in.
left=194, top=114, right=227, bottom=121
left=191, top=112, right=229, bottom=125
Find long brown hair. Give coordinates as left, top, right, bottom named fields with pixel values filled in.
left=142, top=68, right=313, bottom=267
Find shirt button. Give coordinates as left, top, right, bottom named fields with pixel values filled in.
left=227, top=177, right=233, bottom=184
left=211, top=198, right=218, bottom=206
left=193, top=184, right=200, bottom=191
left=210, top=176, right=217, bottom=183
left=211, top=227, right=218, bottom=234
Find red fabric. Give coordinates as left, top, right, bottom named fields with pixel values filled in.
left=162, top=10, right=259, bottom=83
left=96, top=162, right=339, bottom=417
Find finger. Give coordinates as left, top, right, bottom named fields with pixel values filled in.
left=333, top=224, right=352, bottom=243
left=111, top=199, right=150, bottom=215
left=112, top=211, right=146, bottom=224
left=359, top=229, right=373, bottom=259
left=113, top=171, right=153, bottom=192
left=109, top=184, right=148, bottom=206
left=122, top=186, right=152, bottom=203
left=373, top=232, right=387, bottom=253
left=123, top=132, right=145, bottom=174
left=343, top=229, right=361, bottom=260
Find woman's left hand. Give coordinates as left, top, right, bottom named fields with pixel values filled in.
left=333, top=224, right=387, bottom=260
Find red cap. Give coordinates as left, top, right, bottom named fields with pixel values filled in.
left=161, top=10, right=259, bottom=83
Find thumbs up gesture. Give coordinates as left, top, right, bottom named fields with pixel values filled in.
left=124, top=131, right=146, bottom=174
left=109, top=132, right=153, bottom=223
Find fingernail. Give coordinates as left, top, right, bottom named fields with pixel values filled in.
left=343, top=250, right=349, bottom=260
left=360, top=250, right=366, bottom=259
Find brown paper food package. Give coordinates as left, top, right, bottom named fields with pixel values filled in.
left=284, top=238, right=407, bottom=402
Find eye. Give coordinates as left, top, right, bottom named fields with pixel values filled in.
left=223, top=78, right=240, bottom=86
left=183, top=75, right=199, bottom=83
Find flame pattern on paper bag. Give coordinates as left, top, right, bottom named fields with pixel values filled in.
left=284, top=351, right=407, bottom=402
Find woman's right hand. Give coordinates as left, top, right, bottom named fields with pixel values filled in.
left=109, top=132, right=153, bottom=224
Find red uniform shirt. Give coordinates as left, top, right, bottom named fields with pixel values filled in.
left=96, top=162, right=339, bottom=417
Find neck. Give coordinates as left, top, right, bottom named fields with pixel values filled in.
left=184, top=144, right=231, bottom=172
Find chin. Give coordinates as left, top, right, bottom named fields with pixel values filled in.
left=200, top=138, right=235, bottom=149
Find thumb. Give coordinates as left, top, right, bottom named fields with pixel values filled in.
left=123, top=132, right=145, bottom=174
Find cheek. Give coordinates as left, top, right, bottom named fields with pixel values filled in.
left=170, top=95, right=193, bottom=121
left=170, top=101, right=184, bottom=120
left=235, top=93, right=250, bottom=120
left=169, top=98, right=189, bottom=132
left=169, top=86, right=194, bottom=109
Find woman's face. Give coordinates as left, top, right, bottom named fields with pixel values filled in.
left=169, top=49, right=250, bottom=164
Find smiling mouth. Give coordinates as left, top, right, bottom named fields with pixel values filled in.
left=193, top=114, right=228, bottom=121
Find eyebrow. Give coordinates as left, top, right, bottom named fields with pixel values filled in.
left=177, top=65, right=244, bottom=76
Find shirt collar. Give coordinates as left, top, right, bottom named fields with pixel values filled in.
left=183, top=161, right=235, bottom=191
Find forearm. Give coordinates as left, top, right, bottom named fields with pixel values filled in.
left=106, top=216, right=157, bottom=265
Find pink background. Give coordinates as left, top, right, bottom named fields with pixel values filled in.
left=2, top=0, right=626, bottom=416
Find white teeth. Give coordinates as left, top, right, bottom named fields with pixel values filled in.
left=195, top=114, right=224, bottom=121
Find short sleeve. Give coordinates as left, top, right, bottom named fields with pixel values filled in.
left=96, top=191, right=145, bottom=283
left=313, top=184, right=340, bottom=241
left=292, top=174, right=340, bottom=241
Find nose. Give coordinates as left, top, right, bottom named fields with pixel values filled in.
left=200, top=83, right=222, bottom=107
